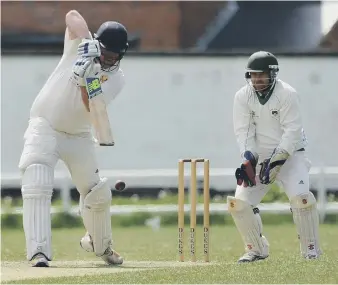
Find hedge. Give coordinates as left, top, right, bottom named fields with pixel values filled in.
left=1, top=211, right=337, bottom=230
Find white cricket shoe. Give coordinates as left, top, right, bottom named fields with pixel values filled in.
left=306, top=254, right=320, bottom=259
left=31, top=253, right=49, bottom=267
left=237, top=235, right=269, bottom=263
left=305, top=248, right=322, bottom=260
left=80, top=233, right=124, bottom=265
left=238, top=251, right=269, bottom=263
left=100, top=247, right=124, bottom=265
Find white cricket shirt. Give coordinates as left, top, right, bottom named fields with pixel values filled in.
left=30, top=28, right=125, bottom=134
left=233, top=79, right=307, bottom=162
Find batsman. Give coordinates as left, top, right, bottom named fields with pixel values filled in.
left=18, top=10, right=128, bottom=267
left=228, top=51, right=322, bottom=263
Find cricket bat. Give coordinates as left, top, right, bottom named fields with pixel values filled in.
left=82, top=33, right=114, bottom=146
left=85, top=77, right=115, bottom=146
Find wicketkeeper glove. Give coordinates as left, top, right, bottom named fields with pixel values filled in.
left=259, top=148, right=290, bottom=185
left=235, top=151, right=259, bottom=187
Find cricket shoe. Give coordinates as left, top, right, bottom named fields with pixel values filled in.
left=237, top=236, right=269, bottom=264
left=306, top=254, right=320, bottom=260
left=80, top=233, right=124, bottom=265
left=100, top=247, right=124, bottom=265
left=237, top=252, right=269, bottom=263
left=305, top=248, right=322, bottom=260
left=31, top=253, right=49, bottom=267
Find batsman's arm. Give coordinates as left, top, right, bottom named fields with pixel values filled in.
left=278, top=89, right=303, bottom=155
left=66, top=11, right=97, bottom=112
left=65, top=10, right=91, bottom=40
left=233, top=90, right=256, bottom=158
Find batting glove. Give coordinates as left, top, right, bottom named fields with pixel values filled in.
left=73, top=56, right=101, bottom=76
left=72, top=57, right=101, bottom=87
left=77, top=39, right=101, bottom=58
left=73, top=57, right=93, bottom=78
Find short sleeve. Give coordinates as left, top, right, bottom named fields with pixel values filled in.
left=101, top=69, right=126, bottom=105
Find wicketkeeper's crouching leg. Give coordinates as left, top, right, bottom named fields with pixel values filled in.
left=290, top=192, right=322, bottom=259
left=227, top=196, right=269, bottom=263
left=79, top=177, right=123, bottom=265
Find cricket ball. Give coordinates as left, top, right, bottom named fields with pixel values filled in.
left=115, top=180, right=126, bottom=191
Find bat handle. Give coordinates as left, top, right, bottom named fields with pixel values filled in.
left=85, top=32, right=101, bottom=65
left=87, top=32, right=94, bottom=41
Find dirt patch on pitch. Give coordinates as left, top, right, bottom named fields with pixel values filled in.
left=1, top=260, right=215, bottom=282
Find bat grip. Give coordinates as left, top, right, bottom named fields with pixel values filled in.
left=86, top=32, right=101, bottom=65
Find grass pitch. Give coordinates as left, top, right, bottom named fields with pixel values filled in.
left=1, top=224, right=338, bottom=284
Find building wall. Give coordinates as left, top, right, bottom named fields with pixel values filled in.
left=179, top=1, right=227, bottom=48
left=1, top=1, right=228, bottom=50
left=1, top=1, right=181, bottom=50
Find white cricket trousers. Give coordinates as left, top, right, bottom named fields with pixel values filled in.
left=19, top=117, right=100, bottom=194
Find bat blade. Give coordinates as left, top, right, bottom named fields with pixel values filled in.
left=85, top=77, right=114, bottom=146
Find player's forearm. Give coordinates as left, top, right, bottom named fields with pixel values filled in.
left=65, top=10, right=91, bottom=39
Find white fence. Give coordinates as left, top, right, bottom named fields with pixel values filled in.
left=1, top=166, right=338, bottom=223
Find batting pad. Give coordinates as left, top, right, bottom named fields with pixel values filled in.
left=82, top=177, right=112, bottom=256
left=290, top=192, right=321, bottom=258
left=227, top=196, right=266, bottom=254
left=21, top=164, right=53, bottom=261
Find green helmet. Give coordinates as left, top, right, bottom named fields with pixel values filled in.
left=245, top=51, right=279, bottom=92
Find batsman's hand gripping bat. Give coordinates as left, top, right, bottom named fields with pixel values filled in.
left=80, top=34, right=115, bottom=146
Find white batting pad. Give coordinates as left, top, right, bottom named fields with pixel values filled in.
left=227, top=196, right=268, bottom=255
left=290, top=192, right=321, bottom=258
left=82, top=177, right=112, bottom=256
left=21, top=164, right=54, bottom=261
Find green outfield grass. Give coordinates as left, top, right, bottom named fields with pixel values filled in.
left=2, top=224, right=338, bottom=284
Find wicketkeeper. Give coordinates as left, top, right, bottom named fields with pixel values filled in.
left=228, top=51, right=322, bottom=263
